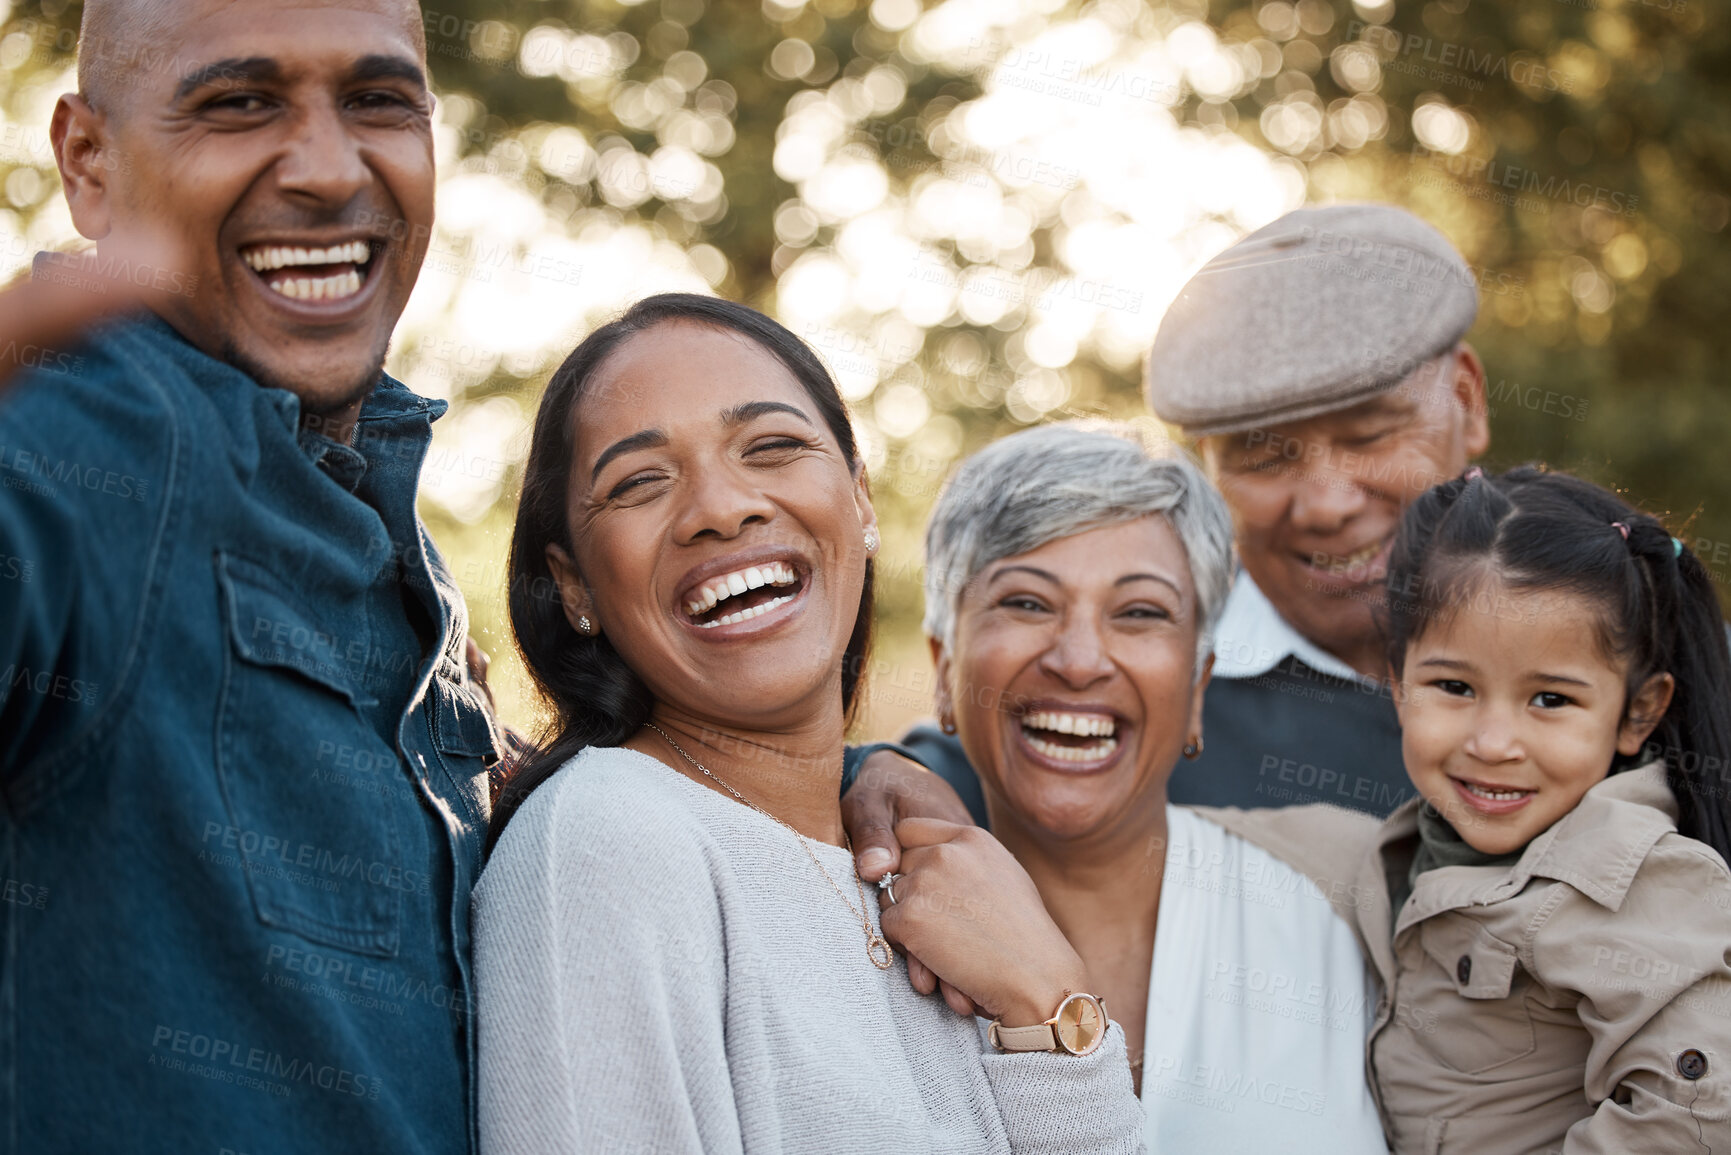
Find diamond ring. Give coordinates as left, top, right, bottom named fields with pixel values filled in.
left=877, top=871, right=900, bottom=905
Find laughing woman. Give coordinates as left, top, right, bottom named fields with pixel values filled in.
left=911, top=424, right=1388, bottom=1153
left=473, top=295, right=1145, bottom=1154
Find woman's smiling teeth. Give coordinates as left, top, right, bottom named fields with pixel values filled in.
left=684, top=561, right=800, bottom=627
left=242, top=241, right=373, bottom=303
left=1020, top=711, right=1120, bottom=763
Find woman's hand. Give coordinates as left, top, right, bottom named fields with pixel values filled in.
left=842, top=751, right=981, bottom=1011
left=876, top=817, right=1090, bottom=1027
left=843, top=749, right=973, bottom=880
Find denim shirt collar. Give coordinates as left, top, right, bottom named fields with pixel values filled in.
left=295, top=379, right=448, bottom=494
left=137, top=312, right=449, bottom=493
left=296, top=429, right=369, bottom=492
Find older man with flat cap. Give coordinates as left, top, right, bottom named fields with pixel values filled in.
left=1150, top=202, right=1489, bottom=815
left=862, top=204, right=1489, bottom=838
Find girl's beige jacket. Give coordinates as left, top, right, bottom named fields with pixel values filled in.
left=1203, top=763, right=1731, bottom=1154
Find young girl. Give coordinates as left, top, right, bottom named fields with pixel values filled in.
left=1202, top=462, right=1731, bottom=1150
left=1358, top=464, right=1731, bottom=1153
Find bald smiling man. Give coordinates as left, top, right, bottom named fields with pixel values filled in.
left=0, top=3, right=498, bottom=1152
left=0, top=5, right=970, bottom=1151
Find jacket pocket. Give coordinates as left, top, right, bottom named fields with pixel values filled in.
left=1413, top=913, right=1536, bottom=1074
left=213, top=552, right=405, bottom=957
left=1420, top=1111, right=1566, bottom=1155
left=428, top=655, right=498, bottom=761
left=423, top=655, right=498, bottom=827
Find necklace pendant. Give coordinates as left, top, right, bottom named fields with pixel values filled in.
left=866, top=933, right=894, bottom=970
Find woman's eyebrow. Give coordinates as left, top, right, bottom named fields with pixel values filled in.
left=1115, top=572, right=1183, bottom=596
left=590, top=429, right=668, bottom=481
left=988, top=564, right=1060, bottom=585
left=719, top=400, right=816, bottom=428
left=589, top=401, right=813, bottom=481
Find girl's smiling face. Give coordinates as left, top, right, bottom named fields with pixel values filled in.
left=1394, top=575, right=1673, bottom=855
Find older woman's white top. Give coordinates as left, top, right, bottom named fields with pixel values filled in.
left=474, top=746, right=1146, bottom=1155
left=1144, top=806, right=1387, bottom=1153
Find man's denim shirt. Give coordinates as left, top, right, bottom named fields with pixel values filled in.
left=0, top=317, right=496, bottom=1153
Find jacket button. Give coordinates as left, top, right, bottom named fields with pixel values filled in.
left=1678, top=1050, right=1709, bottom=1080
left=1456, top=955, right=1472, bottom=985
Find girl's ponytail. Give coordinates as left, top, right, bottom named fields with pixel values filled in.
left=1631, top=527, right=1731, bottom=860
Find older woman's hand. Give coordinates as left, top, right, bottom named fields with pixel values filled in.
left=844, top=749, right=973, bottom=880
left=877, top=817, right=1090, bottom=1027
left=842, top=750, right=979, bottom=1010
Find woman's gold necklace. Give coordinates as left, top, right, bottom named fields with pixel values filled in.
left=645, top=723, right=894, bottom=970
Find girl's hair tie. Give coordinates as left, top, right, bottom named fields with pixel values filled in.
left=1611, top=521, right=1630, bottom=540
left=1463, top=466, right=1484, bottom=482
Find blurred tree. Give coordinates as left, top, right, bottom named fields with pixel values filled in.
left=1, top=0, right=1726, bottom=735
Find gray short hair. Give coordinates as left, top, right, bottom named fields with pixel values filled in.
left=922, top=422, right=1234, bottom=672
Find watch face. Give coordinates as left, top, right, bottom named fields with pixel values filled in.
left=1055, top=994, right=1105, bottom=1056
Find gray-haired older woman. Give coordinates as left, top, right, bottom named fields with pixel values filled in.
left=878, top=424, right=1387, bottom=1154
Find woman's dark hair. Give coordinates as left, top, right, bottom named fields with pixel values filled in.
left=1384, top=464, right=1731, bottom=860
left=488, top=293, right=875, bottom=846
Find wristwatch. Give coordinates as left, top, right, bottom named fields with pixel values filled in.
left=987, top=992, right=1107, bottom=1057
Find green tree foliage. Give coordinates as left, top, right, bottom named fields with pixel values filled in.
left=2, top=0, right=1726, bottom=733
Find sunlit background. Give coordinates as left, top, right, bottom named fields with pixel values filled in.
left=3, top=0, right=1726, bottom=741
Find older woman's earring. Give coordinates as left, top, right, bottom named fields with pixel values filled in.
left=1182, top=738, right=1203, bottom=760
left=864, top=530, right=879, bottom=555
left=578, top=616, right=592, bottom=635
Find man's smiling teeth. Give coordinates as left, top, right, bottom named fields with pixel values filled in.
left=268, top=270, right=364, bottom=301
left=1461, top=781, right=1532, bottom=802
left=685, top=561, right=799, bottom=620
left=1319, top=540, right=1384, bottom=568
left=243, top=241, right=372, bottom=271
left=242, top=242, right=372, bottom=303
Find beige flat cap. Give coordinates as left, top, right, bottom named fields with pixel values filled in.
left=1145, top=204, right=1479, bottom=437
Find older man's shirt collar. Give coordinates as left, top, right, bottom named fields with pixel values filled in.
left=1210, top=569, right=1378, bottom=687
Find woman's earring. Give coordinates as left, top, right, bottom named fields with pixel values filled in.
left=864, top=530, right=879, bottom=555
left=1182, top=738, right=1202, bottom=760
left=940, top=716, right=957, bottom=735
left=578, top=616, right=592, bottom=635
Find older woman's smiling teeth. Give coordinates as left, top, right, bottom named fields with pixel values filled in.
left=684, top=561, right=801, bottom=627
left=1020, top=711, right=1120, bottom=762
